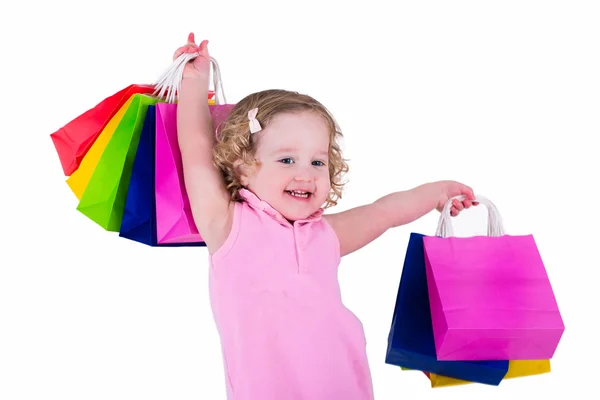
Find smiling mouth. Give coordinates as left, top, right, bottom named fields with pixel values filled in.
left=285, top=190, right=312, bottom=199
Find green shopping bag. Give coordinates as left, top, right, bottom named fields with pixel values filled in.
left=76, top=94, right=161, bottom=230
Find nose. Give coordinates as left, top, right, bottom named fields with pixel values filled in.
left=293, top=164, right=315, bottom=182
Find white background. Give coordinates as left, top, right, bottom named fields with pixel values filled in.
left=1, top=1, right=598, bottom=399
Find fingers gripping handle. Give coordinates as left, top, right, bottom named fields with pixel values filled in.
left=435, top=195, right=505, bottom=238
left=153, top=52, right=226, bottom=105
left=153, top=52, right=192, bottom=103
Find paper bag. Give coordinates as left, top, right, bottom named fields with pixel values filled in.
left=386, top=232, right=509, bottom=385
left=423, top=195, right=565, bottom=361
left=154, top=102, right=235, bottom=244
left=51, top=84, right=155, bottom=175
left=76, top=94, right=160, bottom=230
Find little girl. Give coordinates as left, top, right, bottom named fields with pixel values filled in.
left=174, top=33, right=476, bottom=400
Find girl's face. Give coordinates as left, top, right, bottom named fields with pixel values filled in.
left=240, top=111, right=331, bottom=222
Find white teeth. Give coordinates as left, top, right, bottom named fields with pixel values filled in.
left=288, top=190, right=309, bottom=198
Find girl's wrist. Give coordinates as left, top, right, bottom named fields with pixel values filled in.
left=181, top=76, right=209, bottom=90
left=421, top=182, right=445, bottom=211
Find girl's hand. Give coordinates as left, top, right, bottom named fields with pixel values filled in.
left=173, top=32, right=211, bottom=81
left=434, top=180, right=478, bottom=216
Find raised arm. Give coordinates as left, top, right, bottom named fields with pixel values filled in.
left=176, top=35, right=233, bottom=254
left=324, top=181, right=476, bottom=257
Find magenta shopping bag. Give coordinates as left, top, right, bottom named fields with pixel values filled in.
left=154, top=102, right=235, bottom=244
left=422, top=196, right=564, bottom=361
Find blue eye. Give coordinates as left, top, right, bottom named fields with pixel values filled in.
left=312, top=160, right=326, bottom=167
left=279, top=158, right=294, bottom=164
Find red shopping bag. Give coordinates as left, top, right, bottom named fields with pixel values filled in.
left=50, top=84, right=155, bottom=176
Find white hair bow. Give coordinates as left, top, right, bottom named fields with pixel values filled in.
left=248, top=108, right=262, bottom=134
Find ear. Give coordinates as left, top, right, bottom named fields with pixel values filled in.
left=234, top=159, right=254, bottom=187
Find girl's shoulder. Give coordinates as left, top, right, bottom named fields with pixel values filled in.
left=209, top=199, right=273, bottom=262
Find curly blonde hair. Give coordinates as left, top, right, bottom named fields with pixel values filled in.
left=212, top=89, right=349, bottom=209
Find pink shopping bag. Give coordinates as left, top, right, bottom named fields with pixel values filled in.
left=422, top=195, right=564, bottom=361
left=154, top=102, right=235, bottom=244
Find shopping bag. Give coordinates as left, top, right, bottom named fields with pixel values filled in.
left=423, top=196, right=565, bottom=361
left=66, top=95, right=135, bottom=199
left=51, top=84, right=155, bottom=176
left=76, top=94, right=160, bottom=230
left=154, top=102, right=235, bottom=244
left=385, top=232, right=509, bottom=385
left=153, top=54, right=235, bottom=244
left=119, top=105, right=205, bottom=247
left=425, top=360, right=551, bottom=388
left=65, top=90, right=223, bottom=200
left=119, top=104, right=159, bottom=245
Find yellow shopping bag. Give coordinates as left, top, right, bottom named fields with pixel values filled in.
left=65, top=96, right=134, bottom=199
left=427, top=360, right=551, bottom=388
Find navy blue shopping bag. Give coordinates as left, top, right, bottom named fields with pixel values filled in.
left=385, top=232, right=508, bottom=385
left=119, top=105, right=205, bottom=247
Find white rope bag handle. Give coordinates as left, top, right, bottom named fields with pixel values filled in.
left=435, top=195, right=505, bottom=238
left=152, top=52, right=227, bottom=105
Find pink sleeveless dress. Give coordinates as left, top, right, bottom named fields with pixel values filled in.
left=208, top=189, right=374, bottom=399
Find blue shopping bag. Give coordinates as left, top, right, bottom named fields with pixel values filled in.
left=119, top=105, right=204, bottom=247
left=385, top=232, right=508, bottom=385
